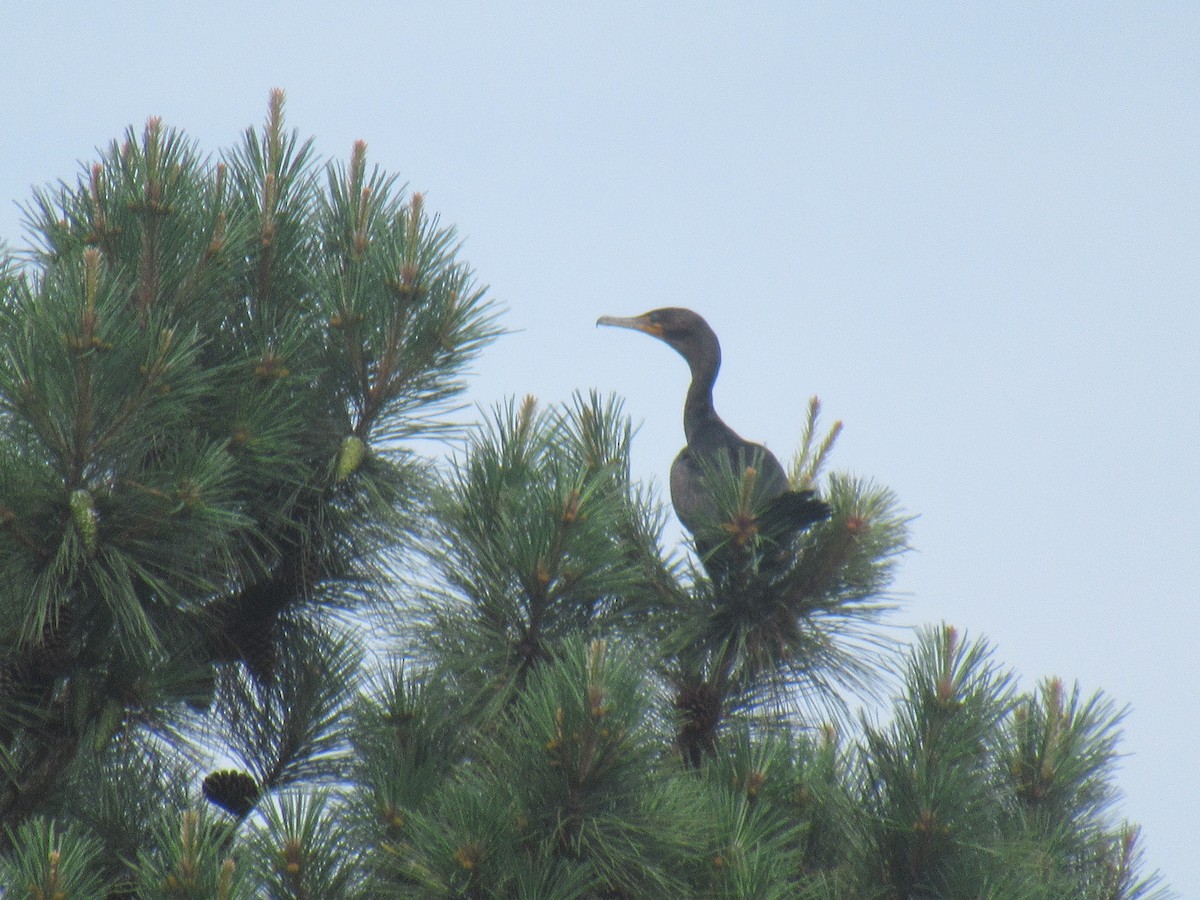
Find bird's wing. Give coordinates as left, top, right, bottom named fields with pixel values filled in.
left=670, top=447, right=713, bottom=537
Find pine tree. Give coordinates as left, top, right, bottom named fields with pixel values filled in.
left=0, top=95, right=1169, bottom=897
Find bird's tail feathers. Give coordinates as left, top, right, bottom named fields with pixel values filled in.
left=757, top=489, right=830, bottom=540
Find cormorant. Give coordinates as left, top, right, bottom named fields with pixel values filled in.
left=597, top=307, right=827, bottom=562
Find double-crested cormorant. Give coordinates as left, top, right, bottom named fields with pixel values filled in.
left=597, top=307, right=827, bottom=559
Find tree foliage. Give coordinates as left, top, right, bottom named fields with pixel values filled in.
left=0, top=94, right=1168, bottom=897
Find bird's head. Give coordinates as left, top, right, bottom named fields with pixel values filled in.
left=596, top=307, right=721, bottom=374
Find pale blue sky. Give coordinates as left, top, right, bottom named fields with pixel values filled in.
left=3, top=3, right=1197, bottom=890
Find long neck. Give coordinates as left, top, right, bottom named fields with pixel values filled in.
left=682, top=351, right=722, bottom=444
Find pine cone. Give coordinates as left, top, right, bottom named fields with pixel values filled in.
left=202, top=769, right=260, bottom=818
left=69, top=488, right=99, bottom=555
left=239, top=630, right=278, bottom=684
left=675, top=681, right=723, bottom=768
left=207, top=581, right=284, bottom=682
left=335, top=434, right=366, bottom=480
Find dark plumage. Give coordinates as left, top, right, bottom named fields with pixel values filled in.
left=597, top=307, right=827, bottom=561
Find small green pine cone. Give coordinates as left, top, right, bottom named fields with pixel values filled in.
left=336, top=434, right=366, bottom=481
left=69, top=488, right=98, bottom=554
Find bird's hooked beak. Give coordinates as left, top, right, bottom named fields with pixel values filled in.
left=596, top=314, right=664, bottom=338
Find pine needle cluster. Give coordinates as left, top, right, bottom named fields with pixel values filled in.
left=0, top=96, right=1169, bottom=897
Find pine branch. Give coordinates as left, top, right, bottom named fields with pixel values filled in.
left=0, top=817, right=108, bottom=898
left=857, top=626, right=1018, bottom=895
left=246, top=790, right=362, bottom=898
left=788, top=396, right=842, bottom=491
left=210, top=621, right=360, bottom=803
left=134, top=807, right=241, bottom=899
